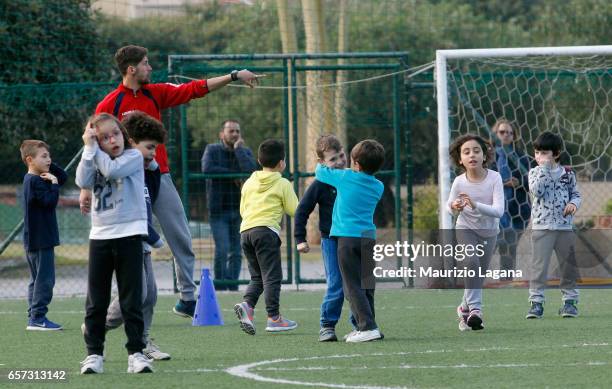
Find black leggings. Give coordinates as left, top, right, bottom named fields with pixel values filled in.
left=84, top=235, right=145, bottom=355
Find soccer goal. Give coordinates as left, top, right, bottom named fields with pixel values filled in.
left=436, top=45, right=612, bottom=231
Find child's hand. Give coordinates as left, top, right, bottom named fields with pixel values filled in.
left=458, top=193, right=475, bottom=209
left=563, top=203, right=577, bottom=216
left=297, top=242, right=310, bottom=253
left=82, top=123, right=97, bottom=146
left=40, top=173, right=58, bottom=184
left=451, top=198, right=465, bottom=212
left=504, top=177, right=520, bottom=188
left=536, top=154, right=553, bottom=168
left=79, top=190, right=92, bottom=215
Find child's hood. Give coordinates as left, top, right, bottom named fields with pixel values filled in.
left=251, top=170, right=282, bottom=192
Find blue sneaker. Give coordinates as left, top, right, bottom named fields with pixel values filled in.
left=559, top=300, right=578, bottom=318
left=172, top=299, right=196, bottom=319
left=26, top=317, right=63, bottom=331
left=526, top=302, right=544, bottom=319
left=265, top=315, right=298, bottom=332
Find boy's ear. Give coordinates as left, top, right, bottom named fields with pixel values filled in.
left=25, top=155, right=33, bottom=164
left=128, top=138, right=136, bottom=146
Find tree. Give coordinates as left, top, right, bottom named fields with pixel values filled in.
left=0, top=0, right=108, bottom=183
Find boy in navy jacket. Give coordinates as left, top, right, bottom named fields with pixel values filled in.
left=294, top=135, right=353, bottom=342
left=20, top=140, right=67, bottom=331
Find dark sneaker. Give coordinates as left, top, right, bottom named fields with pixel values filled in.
left=26, top=317, right=63, bottom=331
left=466, top=309, right=484, bottom=330
left=319, top=327, right=338, bottom=342
left=526, top=302, right=544, bottom=319
left=559, top=300, right=578, bottom=318
left=172, top=299, right=196, bottom=319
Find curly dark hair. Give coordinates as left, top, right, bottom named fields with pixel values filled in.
left=121, top=111, right=167, bottom=144
left=449, top=133, right=493, bottom=171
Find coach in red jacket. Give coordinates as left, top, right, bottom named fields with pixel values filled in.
left=81, top=45, right=260, bottom=318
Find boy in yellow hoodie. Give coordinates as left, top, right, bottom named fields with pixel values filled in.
left=234, top=139, right=298, bottom=335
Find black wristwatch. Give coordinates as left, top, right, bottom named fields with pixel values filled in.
left=230, top=70, right=239, bottom=82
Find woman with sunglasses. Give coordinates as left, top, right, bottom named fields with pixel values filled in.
left=492, top=119, right=532, bottom=280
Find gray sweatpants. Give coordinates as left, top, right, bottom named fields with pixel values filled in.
left=528, top=230, right=579, bottom=304
left=153, top=173, right=197, bottom=301
left=106, top=252, right=157, bottom=342
left=456, top=229, right=497, bottom=312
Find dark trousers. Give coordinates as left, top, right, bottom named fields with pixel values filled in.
left=84, top=235, right=145, bottom=355
left=210, top=210, right=242, bottom=291
left=241, top=227, right=283, bottom=317
left=337, top=237, right=377, bottom=331
left=25, top=248, right=55, bottom=320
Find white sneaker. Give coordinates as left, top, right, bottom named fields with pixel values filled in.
left=143, top=339, right=171, bottom=361
left=127, top=352, right=154, bottom=373
left=342, top=330, right=358, bottom=341
left=80, top=354, right=104, bottom=374
left=345, top=328, right=382, bottom=343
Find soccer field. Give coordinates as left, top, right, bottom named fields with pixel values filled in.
left=1, top=289, right=611, bottom=388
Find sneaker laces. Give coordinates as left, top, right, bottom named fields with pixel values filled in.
left=80, top=355, right=100, bottom=366
left=146, top=339, right=160, bottom=352
left=132, top=352, right=150, bottom=364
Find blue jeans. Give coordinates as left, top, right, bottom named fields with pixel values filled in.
left=320, top=237, right=355, bottom=329
left=25, top=248, right=56, bottom=320
left=210, top=210, right=242, bottom=290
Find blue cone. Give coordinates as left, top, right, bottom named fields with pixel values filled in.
left=192, top=268, right=224, bottom=326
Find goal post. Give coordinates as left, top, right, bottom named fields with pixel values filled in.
left=436, top=45, right=612, bottom=230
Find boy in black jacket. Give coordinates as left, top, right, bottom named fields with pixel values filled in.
left=294, top=135, right=351, bottom=342
left=20, top=140, right=67, bottom=331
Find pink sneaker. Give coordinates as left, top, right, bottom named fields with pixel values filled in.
left=234, top=302, right=255, bottom=335
left=457, top=305, right=470, bottom=332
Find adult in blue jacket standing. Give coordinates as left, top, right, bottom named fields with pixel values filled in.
left=492, top=119, right=532, bottom=280
left=201, top=120, right=257, bottom=290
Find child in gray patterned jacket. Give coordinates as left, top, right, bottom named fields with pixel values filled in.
left=526, top=131, right=581, bottom=320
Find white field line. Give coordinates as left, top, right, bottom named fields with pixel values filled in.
left=224, top=352, right=612, bottom=389
left=249, top=360, right=611, bottom=371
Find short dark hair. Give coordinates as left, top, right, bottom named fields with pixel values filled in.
left=351, top=139, right=385, bottom=175
left=89, top=113, right=132, bottom=150
left=115, top=45, right=148, bottom=76
left=315, top=134, right=342, bottom=159
left=449, top=133, right=493, bottom=171
left=121, top=111, right=167, bottom=144
left=533, top=131, right=563, bottom=161
left=258, top=139, right=285, bottom=168
left=20, top=140, right=49, bottom=165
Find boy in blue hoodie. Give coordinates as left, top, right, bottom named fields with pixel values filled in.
left=315, top=139, right=385, bottom=343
